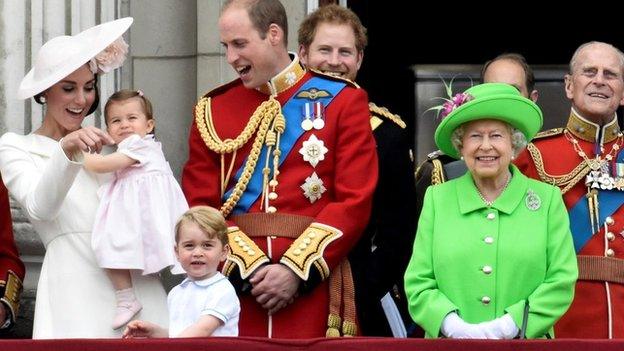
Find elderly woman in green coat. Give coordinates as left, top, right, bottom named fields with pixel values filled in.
left=405, top=83, right=577, bottom=339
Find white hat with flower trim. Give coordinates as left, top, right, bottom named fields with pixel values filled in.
left=17, top=17, right=133, bottom=100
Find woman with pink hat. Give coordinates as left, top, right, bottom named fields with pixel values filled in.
left=0, top=18, right=168, bottom=338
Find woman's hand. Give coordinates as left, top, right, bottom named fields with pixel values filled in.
left=60, top=126, right=115, bottom=159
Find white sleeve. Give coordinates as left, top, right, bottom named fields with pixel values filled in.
left=117, top=134, right=150, bottom=164
left=0, top=133, right=81, bottom=221
left=200, top=281, right=241, bottom=323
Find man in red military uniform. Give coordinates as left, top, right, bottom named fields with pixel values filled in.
left=0, top=177, right=25, bottom=331
left=181, top=0, right=377, bottom=338
left=516, top=41, right=624, bottom=338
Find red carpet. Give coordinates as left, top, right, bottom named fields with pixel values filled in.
left=1, top=337, right=624, bottom=351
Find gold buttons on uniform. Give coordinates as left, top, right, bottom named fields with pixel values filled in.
left=268, top=206, right=277, bottom=213
left=607, top=232, right=615, bottom=241
left=248, top=250, right=255, bottom=256
left=482, top=265, right=493, bottom=274
left=293, top=249, right=302, bottom=256
left=487, top=213, right=496, bottom=220
left=607, top=249, right=615, bottom=257
left=606, top=216, right=615, bottom=225
left=484, top=236, right=494, bottom=244
left=481, top=296, right=491, bottom=305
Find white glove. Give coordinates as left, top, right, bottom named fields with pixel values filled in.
left=441, top=312, right=487, bottom=339
left=476, top=314, right=519, bottom=339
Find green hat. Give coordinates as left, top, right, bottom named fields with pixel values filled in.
left=434, top=83, right=543, bottom=159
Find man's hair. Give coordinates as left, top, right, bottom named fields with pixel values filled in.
left=481, top=53, right=535, bottom=93
left=298, top=4, right=367, bottom=53
left=175, top=206, right=228, bottom=247
left=223, top=0, right=288, bottom=45
left=569, top=41, right=624, bottom=76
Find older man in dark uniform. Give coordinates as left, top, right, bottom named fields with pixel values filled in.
left=182, top=0, right=377, bottom=338
left=0, top=178, right=24, bottom=331
left=516, top=41, right=624, bottom=339
left=298, top=5, right=417, bottom=337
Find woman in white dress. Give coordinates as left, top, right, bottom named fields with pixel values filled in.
left=0, top=18, right=168, bottom=339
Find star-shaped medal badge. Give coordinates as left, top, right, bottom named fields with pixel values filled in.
left=301, top=172, right=327, bottom=203
left=284, top=71, right=297, bottom=85
left=299, top=134, right=328, bottom=167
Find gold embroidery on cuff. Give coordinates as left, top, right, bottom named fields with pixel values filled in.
left=225, top=227, right=269, bottom=279
left=280, top=223, right=343, bottom=280
left=1, top=271, right=23, bottom=322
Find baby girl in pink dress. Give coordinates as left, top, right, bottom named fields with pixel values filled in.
left=84, top=90, right=188, bottom=329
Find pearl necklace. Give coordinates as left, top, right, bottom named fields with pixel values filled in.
left=477, top=174, right=511, bottom=207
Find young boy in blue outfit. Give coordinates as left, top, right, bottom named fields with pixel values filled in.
left=123, top=206, right=240, bottom=338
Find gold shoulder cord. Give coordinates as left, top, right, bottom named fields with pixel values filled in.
left=526, top=142, right=589, bottom=194
left=195, top=96, right=283, bottom=217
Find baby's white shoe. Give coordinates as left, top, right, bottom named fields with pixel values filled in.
left=112, top=288, right=143, bottom=330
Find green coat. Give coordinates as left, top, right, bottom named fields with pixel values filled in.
left=405, top=165, right=577, bottom=338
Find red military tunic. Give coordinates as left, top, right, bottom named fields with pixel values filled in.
left=0, top=176, right=25, bottom=328
left=182, top=56, right=377, bottom=338
left=516, top=110, right=624, bottom=338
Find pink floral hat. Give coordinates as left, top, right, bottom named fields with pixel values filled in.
left=17, top=17, right=133, bottom=99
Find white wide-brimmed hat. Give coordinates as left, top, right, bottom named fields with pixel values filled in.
left=17, top=17, right=133, bottom=100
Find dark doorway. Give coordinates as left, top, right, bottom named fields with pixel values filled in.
left=348, top=1, right=624, bottom=162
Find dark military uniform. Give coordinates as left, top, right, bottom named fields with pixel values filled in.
left=414, top=151, right=467, bottom=221
left=349, top=103, right=418, bottom=336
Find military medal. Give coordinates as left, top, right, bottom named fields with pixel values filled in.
left=300, top=172, right=326, bottom=203
left=614, top=163, right=624, bottom=190
left=312, top=101, right=325, bottom=130
left=525, top=189, right=541, bottom=211
left=301, top=102, right=313, bottom=131
left=299, top=134, right=328, bottom=167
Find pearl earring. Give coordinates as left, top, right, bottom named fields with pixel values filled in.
left=460, top=156, right=464, bottom=160
left=40, top=96, right=46, bottom=103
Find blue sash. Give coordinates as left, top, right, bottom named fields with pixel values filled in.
left=568, top=150, right=624, bottom=252
left=223, top=77, right=346, bottom=215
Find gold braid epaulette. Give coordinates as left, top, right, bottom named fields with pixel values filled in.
left=368, top=102, right=406, bottom=129
left=194, top=96, right=281, bottom=217
left=430, top=159, right=446, bottom=185
left=526, top=142, right=589, bottom=194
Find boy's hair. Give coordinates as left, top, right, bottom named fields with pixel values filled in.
left=103, top=89, right=155, bottom=132
left=175, top=206, right=228, bottom=246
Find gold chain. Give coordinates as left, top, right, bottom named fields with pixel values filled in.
left=195, top=96, right=282, bottom=217
left=564, top=129, right=623, bottom=170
